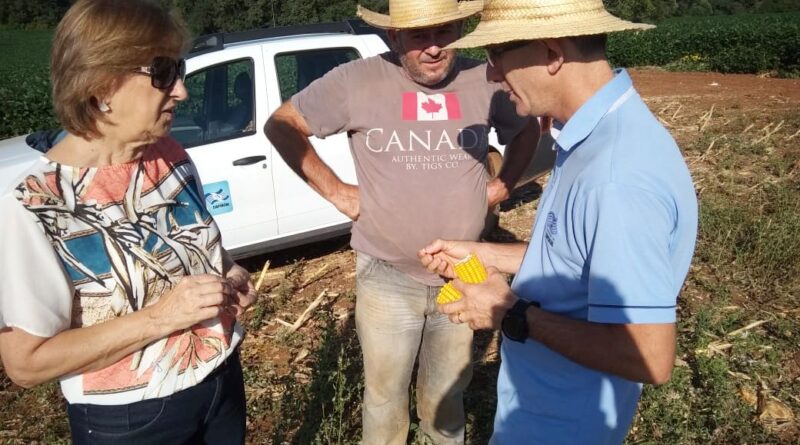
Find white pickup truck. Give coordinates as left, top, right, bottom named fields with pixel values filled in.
left=0, top=20, right=554, bottom=259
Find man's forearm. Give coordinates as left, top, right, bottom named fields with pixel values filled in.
left=481, top=241, right=528, bottom=274
left=0, top=306, right=174, bottom=388
left=525, top=307, right=676, bottom=384
left=491, top=119, right=541, bottom=199
left=265, top=104, right=345, bottom=202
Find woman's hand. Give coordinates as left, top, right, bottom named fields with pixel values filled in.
left=0, top=274, right=236, bottom=388
left=225, top=264, right=257, bottom=317
left=151, top=274, right=234, bottom=332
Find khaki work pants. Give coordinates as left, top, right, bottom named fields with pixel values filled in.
left=356, top=252, right=473, bottom=445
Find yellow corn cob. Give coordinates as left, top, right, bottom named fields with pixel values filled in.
left=435, top=254, right=487, bottom=304
left=436, top=282, right=462, bottom=304
left=453, top=254, right=488, bottom=284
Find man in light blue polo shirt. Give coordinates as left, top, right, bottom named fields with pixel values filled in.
left=418, top=0, right=698, bottom=443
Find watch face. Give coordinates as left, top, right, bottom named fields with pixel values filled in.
left=502, top=312, right=528, bottom=342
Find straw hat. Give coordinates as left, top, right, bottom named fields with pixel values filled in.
left=357, top=0, right=483, bottom=30
left=448, top=0, right=655, bottom=48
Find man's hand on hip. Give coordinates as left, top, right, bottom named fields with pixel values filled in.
left=332, top=183, right=360, bottom=220
left=486, top=177, right=511, bottom=209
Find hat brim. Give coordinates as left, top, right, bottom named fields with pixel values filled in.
left=357, top=2, right=483, bottom=30
left=447, top=12, right=654, bottom=48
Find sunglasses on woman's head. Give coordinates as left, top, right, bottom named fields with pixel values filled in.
left=134, top=56, right=186, bottom=90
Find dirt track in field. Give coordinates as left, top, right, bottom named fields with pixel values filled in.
left=632, top=70, right=800, bottom=106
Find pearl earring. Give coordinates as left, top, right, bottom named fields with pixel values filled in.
left=98, top=101, right=110, bottom=113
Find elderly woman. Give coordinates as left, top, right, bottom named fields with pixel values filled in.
left=0, top=0, right=254, bottom=443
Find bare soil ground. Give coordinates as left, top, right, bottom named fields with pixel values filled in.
left=1, top=69, right=798, bottom=444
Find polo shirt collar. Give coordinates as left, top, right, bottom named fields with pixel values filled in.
left=555, top=68, right=633, bottom=152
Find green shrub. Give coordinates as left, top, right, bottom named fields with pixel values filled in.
left=608, top=12, right=800, bottom=75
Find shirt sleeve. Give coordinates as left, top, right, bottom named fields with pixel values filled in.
left=290, top=61, right=354, bottom=139
left=0, top=193, right=73, bottom=337
left=581, top=183, right=678, bottom=324
left=488, top=85, right=531, bottom=145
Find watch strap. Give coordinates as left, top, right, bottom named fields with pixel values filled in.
left=509, top=299, right=535, bottom=315
left=502, top=299, right=535, bottom=342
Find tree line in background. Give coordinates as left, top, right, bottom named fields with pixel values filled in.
left=1, top=0, right=385, bottom=32
left=604, top=0, right=798, bottom=22
left=1, top=0, right=798, bottom=33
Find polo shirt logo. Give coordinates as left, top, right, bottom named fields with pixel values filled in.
left=545, top=211, right=558, bottom=246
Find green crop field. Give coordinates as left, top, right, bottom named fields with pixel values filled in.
left=608, top=12, right=800, bottom=76
left=0, top=28, right=57, bottom=139
left=460, top=12, right=800, bottom=77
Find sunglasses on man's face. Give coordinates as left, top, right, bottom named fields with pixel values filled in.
left=134, top=56, right=186, bottom=90
left=485, top=40, right=531, bottom=67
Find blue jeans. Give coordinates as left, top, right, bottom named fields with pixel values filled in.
left=67, top=349, right=246, bottom=445
left=356, top=253, right=474, bottom=445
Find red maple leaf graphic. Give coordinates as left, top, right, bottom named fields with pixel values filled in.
left=421, top=98, right=442, bottom=115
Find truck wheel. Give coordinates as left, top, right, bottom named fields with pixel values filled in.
left=482, top=147, right=503, bottom=239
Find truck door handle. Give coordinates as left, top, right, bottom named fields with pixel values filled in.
left=232, top=155, right=266, bottom=166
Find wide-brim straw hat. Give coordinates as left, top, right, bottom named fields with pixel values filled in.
left=448, top=0, right=655, bottom=49
left=357, top=0, right=484, bottom=30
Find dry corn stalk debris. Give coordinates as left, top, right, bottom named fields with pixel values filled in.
left=728, top=370, right=751, bottom=380
left=299, top=264, right=331, bottom=289
left=696, top=340, right=734, bottom=357
left=279, top=289, right=341, bottom=334
left=658, top=101, right=677, bottom=115
left=293, top=348, right=310, bottom=363
left=753, top=120, right=784, bottom=144
left=674, top=357, right=689, bottom=368
left=255, top=260, right=271, bottom=292
left=759, top=399, right=795, bottom=423
left=738, top=382, right=795, bottom=424
left=275, top=318, right=293, bottom=328
left=699, top=104, right=715, bottom=132
left=727, top=320, right=769, bottom=337
left=740, top=386, right=759, bottom=406
left=671, top=104, right=683, bottom=120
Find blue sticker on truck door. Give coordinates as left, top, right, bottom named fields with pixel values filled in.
left=203, top=181, right=234, bottom=215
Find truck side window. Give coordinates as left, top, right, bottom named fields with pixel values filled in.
left=275, top=48, right=360, bottom=102
left=171, top=58, right=255, bottom=148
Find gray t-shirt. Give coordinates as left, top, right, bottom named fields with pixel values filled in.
left=292, top=53, right=527, bottom=285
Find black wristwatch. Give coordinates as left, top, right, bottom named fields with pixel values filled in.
left=501, top=300, right=535, bottom=343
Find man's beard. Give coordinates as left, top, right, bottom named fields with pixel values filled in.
left=397, top=50, right=457, bottom=87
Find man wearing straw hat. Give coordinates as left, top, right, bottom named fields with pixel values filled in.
left=419, top=0, right=698, bottom=443
left=265, top=0, right=540, bottom=443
